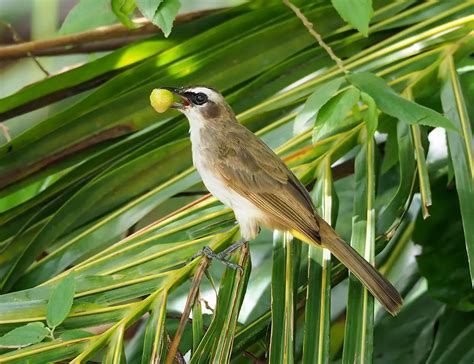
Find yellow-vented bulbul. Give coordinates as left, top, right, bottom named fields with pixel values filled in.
left=161, top=86, right=403, bottom=315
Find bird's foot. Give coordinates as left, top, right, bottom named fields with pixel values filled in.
left=190, top=239, right=247, bottom=273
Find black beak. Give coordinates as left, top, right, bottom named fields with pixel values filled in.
left=159, top=87, right=189, bottom=109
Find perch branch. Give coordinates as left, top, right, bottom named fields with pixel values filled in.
left=0, top=9, right=215, bottom=59
left=283, top=0, right=348, bottom=74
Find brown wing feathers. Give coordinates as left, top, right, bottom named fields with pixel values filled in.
left=212, top=124, right=402, bottom=315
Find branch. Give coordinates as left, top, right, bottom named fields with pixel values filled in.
left=165, top=258, right=209, bottom=364
left=0, top=20, right=50, bottom=74
left=9, top=36, right=151, bottom=58
left=0, top=9, right=215, bottom=59
left=283, top=0, right=348, bottom=74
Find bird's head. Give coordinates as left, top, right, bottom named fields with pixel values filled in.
left=160, top=86, right=234, bottom=125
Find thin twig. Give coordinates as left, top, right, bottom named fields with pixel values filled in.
left=0, top=123, right=11, bottom=143
left=165, top=257, right=210, bottom=364
left=166, top=331, right=186, bottom=364
left=0, top=20, right=50, bottom=75
left=0, top=10, right=215, bottom=59
left=4, top=35, right=150, bottom=58
left=283, top=0, right=348, bottom=74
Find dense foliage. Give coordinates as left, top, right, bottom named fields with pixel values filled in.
left=0, top=0, right=473, bottom=363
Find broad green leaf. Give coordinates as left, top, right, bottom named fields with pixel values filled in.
left=136, top=0, right=163, bottom=20
left=414, top=179, right=474, bottom=311
left=348, top=72, right=456, bottom=130
left=313, top=86, right=360, bottom=142
left=425, top=307, right=474, bottom=364
left=293, top=77, right=343, bottom=135
left=0, top=322, right=49, bottom=347
left=46, top=273, right=76, bottom=329
left=112, top=0, right=137, bottom=28
left=374, top=294, right=444, bottom=364
left=343, top=138, right=376, bottom=363
left=152, top=0, right=181, bottom=37
left=59, top=0, right=117, bottom=35
left=440, top=55, right=474, bottom=286
left=331, top=0, right=373, bottom=36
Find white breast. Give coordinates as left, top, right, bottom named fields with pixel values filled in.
left=188, top=118, right=262, bottom=240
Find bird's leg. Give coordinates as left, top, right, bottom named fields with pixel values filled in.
left=191, top=238, right=247, bottom=272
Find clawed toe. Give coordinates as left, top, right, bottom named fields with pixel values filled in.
left=189, top=245, right=244, bottom=273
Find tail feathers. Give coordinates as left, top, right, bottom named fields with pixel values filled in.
left=314, top=221, right=403, bottom=316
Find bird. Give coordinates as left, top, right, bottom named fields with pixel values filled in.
left=160, top=86, right=403, bottom=315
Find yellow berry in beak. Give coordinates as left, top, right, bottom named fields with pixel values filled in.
left=150, top=88, right=174, bottom=113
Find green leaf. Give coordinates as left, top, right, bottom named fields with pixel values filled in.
left=377, top=121, right=416, bottom=237
left=142, top=292, right=167, bottom=364
left=59, top=330, right=94, bottom=341
left=103, top=325, right=125, bottom=364
left=59, top=0, right=117, bottom=35
left=410, top=124, right=432, bottom=219
left=343, top=138, right=376, bottom=363
left=192, top=294, right=204, bottom=355
left=313, top=86, right=360, bottom=142
left=302, top=158, right=335, bottom=364
left=112, top=0, right=137, bottom=28
left=440, top=55, right=474, bottom=286
left=293, top=77, right=344, bottom=135
left=0, top=322, right=49, bottom=347
left=331, top=0, right=373, bottom=36
left=425, top=307, right=474, bottom=364
left=348, top=72, right=457, bottom=131
left=189, top=240, right=250, bottom=363
left=374, top=294, right=444, bottom=364
left=136, top=0, right=163, bottom=20
left=361, top=92, right=378, bottom=137
left=152, top=0, right=181, bottom=37
left=46, top=273, right=76, bottom=329
left=414, top=179, right=474, bottom=311
left=269, top=231, right=300, bottom=363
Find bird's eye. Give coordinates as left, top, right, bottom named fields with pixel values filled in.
left=194, top=93, right=208, bottom=105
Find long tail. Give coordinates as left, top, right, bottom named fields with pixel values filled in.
left=297, top=219, right=403, bottom=316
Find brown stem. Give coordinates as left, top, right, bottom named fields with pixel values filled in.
left=1, top=36, right=151, bottom=59
left=283, top=0, right=348, bottom=74
left=0, top=123, right=11, bottom=143
left=0, top=20, right=50, bottom=75
left=165, top=258, right=209, bottom=364
left=0, top=10, right=215, bottom=59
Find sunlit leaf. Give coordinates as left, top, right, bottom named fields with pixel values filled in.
left=331, top=0, right=373, bottom=36
left=59, top=0, right=117, bottom=34
left=136, top=0, right=163, bottom=20
left=349, top=72, right=457, bottom=130
left=152, top=0, right=181, bottom=37
left=293, top=77, right=343, bottom=135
